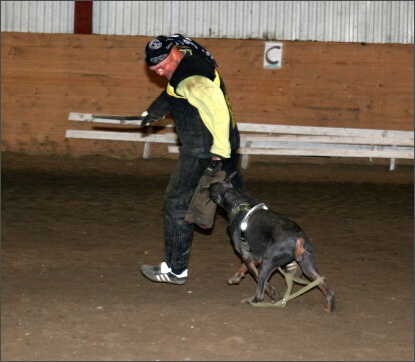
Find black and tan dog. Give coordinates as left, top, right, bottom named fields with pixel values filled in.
left=207, top=172, right=335, bottom=312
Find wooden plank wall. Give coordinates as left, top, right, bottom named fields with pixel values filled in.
left=1, top=32, right=414, bottom=160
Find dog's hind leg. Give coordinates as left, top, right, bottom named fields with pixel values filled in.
left=300, top=263, right=335, bottom=312
left=296, top=240, right=335, bottom=312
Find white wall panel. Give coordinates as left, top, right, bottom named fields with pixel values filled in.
left=1, top=1, right=74, bottom=33
left=1, top=1, right=413, bottom=44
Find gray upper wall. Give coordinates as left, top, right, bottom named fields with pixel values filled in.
left=1, top=1, right=414, bottom=44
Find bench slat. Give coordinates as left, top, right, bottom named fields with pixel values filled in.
left=237, top=147, right=413, bottom=159
left=65, top=130, right=178, bottom=143
left=240, top=140, right=413, bottom=153
left=68, top=112, right=174, bottom=127
left=240, top=134, right=413, bottom=146
left=237, top=123, right=413, bottom=140
left=167, top=145, right=413, bottom=159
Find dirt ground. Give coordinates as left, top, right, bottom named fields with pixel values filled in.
left=1, top=152, right=414, bottom=361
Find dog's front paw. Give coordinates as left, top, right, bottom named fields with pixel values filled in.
left=241, top=297, right=252, bottom=304
left=227, top=273, right=244, bottom=285
left=228, top=263, right=249, bottom=285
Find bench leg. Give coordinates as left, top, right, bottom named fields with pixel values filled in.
left=241, top=154, right=250, bottom=169
left=143, top=142, right=150, bottom=159
left=240, top=141, right=251, bottom=169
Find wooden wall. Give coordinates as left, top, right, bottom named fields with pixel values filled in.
left=1, top=32, right=413, bottom=160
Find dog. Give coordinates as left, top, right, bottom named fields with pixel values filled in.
left=207, top=172, right=335, bottom=312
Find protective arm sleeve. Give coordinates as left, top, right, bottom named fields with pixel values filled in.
left=176, top=76, right=231, bottom=159
left=145, top=90, right=171, bottom=120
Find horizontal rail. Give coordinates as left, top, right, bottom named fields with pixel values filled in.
left=239, top=134, right=413, bottom=146
left=237, top=147, right=414, bottom=159
left=68, top=112, right=174, bottom=127
left=237, top=123, right=413, bottom=140
left=167, top=146, right=413, bottom=159
left=65, top=130, right=178, bottom=143
left=66, top=113, right=414, bottom=170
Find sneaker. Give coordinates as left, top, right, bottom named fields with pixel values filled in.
left=140, top=262, right=188, bottom=285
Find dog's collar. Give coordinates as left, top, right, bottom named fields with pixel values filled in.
left=228, top=202, right=269, bottom=257
left=240, top=203, right=269, bottom=243
left=228, top=202, right=251, bottom=227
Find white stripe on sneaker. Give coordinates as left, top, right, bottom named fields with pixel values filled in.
left=156, top=274, right=171, bottom=282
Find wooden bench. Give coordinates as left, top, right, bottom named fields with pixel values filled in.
left=66, top=113, right=414, bottom=170
left=66, top=112, right=179, bottom=159
left=235, top=123, right=414, bottom=170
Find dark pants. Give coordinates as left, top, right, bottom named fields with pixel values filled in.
left=163, top=151, right=257, bottom=274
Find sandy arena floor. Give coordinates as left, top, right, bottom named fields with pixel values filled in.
left=1, top=152, right=414, bottom=361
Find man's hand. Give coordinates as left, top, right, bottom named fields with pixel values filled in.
left=205, top=159, right=222, bottom=177
left=140, top=111, right=159, bottom=126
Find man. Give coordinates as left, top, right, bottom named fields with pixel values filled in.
left=140, top=34, right=258, bottom=285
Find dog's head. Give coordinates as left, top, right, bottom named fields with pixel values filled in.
left=206, top=171, right=237, bottom=206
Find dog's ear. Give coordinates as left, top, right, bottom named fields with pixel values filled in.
left=224, top=171, right=238, bottom=185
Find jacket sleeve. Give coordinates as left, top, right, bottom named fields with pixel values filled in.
left=176, top=76, right=231, bottom=159
left=146, top=90, right=171, bottom=119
